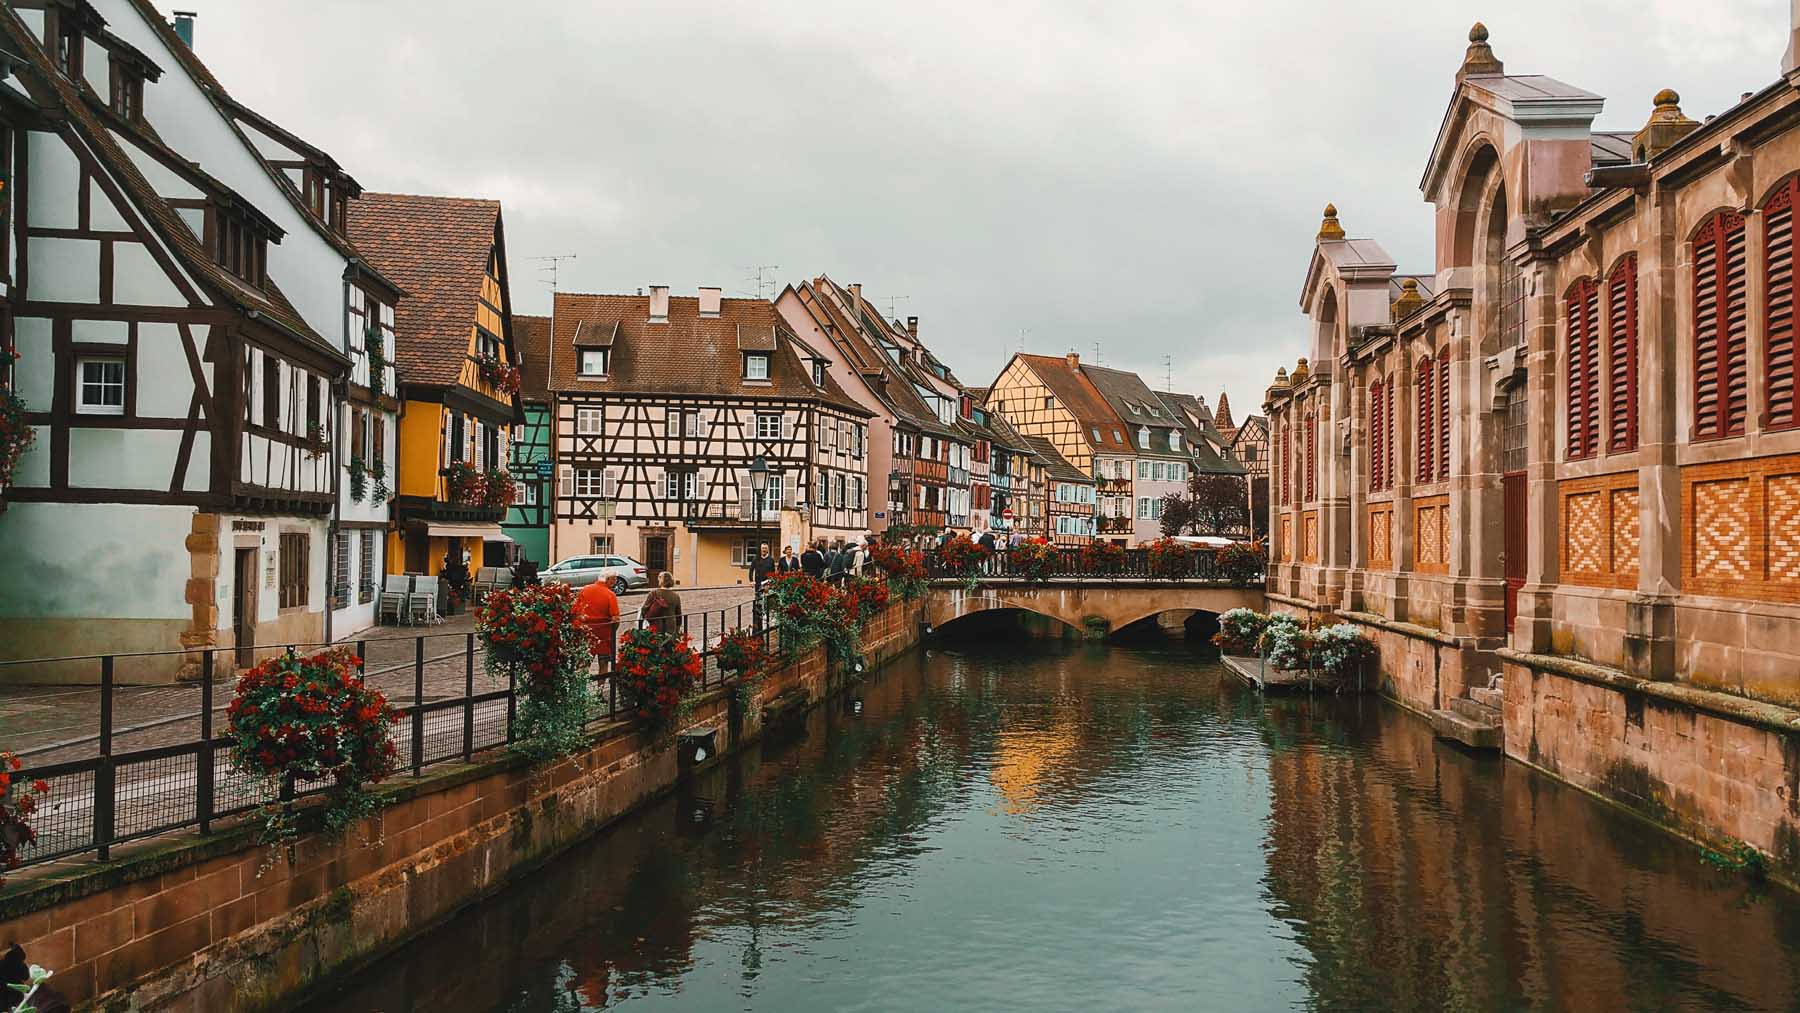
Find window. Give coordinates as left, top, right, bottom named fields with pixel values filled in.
left=835, top=473, right=846, bottom=508
left=666, top=409, right=703, bottom=439
left=577, top=407, right=602, bottom=435
left=744, top=353, right=770, bottom=380
left=476, top=328, right=500, bottom=360
left=664, top=470, right=698, bottom=500
left=1091, top=427, right=1101, bottom=442
left=812, top=361, right=826, bottom=386
left=1692, top=210, right=1749, bottom=440
left=818, top=470, right=829, bottom=506
left=332, top=533, right=351, bottom=605
left=372, top=415, right=385, bottom=467
left=575, top=468, right=605, bottom=498
left=1438, top=349, right=1451, bottom=482
left=52, top=10, right=83, bottom=77
left=306, top=376, right=321, bottom=437
left=579, top=349, right=610, bottom=377
left=1137, top=460, right=1150, bottom=480
left=263, top=353, right=280, bottom=429
left=853, top=475, right=864, bottom=509
left=1565, top=278, right=1602, bottom=460
left=852, top=424, right=864, bottom=458
left=1765, top=182, right=1799, bottom=430
left=76, top=356, right=125, bottom=414
left=1169, top=462, right=1184, bottom=483
left=521, top=482, right=539, bottom=505
left=278, top=532, right=309, bottom=609
left=214, top=211, right=266, bottom=286
left=1369, top=379, right=1388, bottom=492
left=358, top=531, right=376, bottom=602
left=1304, top=413, right=1317, bottom=502
left=1608, top=256, right=1640, bottom=451
left=1416, top=356, right=1436, bottom=481
left=1502, top=384, right=1529, bottom=474
left=1171, top=431, right=1182, bottom=451
left=1045, top=395, right=1056, bottom=409
left=756, top=413, right=782, bottom=440
left=110, top=61, right=145, bottom=121
left=753, top=472, right=784, bottom=517
left=1137, top=497, right=1151, bottom=519
left=591, top=535, right=615, bottom=555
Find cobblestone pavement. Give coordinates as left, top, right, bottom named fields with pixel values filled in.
left=5, top=583, right=757, bottom=765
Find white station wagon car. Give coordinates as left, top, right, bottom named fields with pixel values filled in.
left=541, top=554, right=649, bottom=593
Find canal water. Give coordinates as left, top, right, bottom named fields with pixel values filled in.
left=304, top=634, right=1800, bottom=1012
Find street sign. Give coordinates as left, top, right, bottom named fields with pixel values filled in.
left=1002, top=508, right=1015, bottom=520
left=535, top=460, right=553, bottom=478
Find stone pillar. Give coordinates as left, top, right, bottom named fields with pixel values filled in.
left=1392, top=352, right=1416, bottom=622
left=1516, top=254, right=1563, bottom=653
left=1342, top=360, right=1367, bottom=611
left=179, top=511, right=221, bottom=682
left=1629, top=187, right=1680, bottom=679
left=1449, top=306, right=1507, bottom=644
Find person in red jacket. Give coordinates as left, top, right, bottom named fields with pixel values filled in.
left=575, top=578, right=620, bottom=673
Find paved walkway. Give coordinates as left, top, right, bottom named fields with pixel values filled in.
left=5, top=584, right=757, bottom=766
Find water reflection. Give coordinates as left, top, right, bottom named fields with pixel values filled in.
left=305, top=638, right=1800, bottom=1012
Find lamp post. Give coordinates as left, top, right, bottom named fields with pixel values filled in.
left=748, top=455, right=770, bottom=627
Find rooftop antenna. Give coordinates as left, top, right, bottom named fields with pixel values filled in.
left=1092, top=341, right=1103, bottom=367
left=741, top=264, right=781, bottom=301
left=884, top=294, right=911, bottom=319
left=1164, top=354, right=1173, bottom=392
left=1018, top=330, right=1027, bottom=353
left=529, top=254, right=576, bottom=565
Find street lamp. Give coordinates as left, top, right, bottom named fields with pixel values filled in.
left=748, top=455, right=770, bottom=626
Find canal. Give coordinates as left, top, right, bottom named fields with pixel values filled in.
left=304, top=632, right=1800, bottom=1011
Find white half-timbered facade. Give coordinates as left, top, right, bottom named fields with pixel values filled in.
left=549, top=288, right=871, bottom=585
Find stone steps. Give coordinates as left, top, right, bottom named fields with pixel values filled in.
left=1450, top=695, right=1500, bottom=724
left=1468, top=685, right=1504, bottom=710
left=1430, top=705, right=1502, bottom=750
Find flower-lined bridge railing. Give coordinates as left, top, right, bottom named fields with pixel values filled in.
left=0, top=602, right=776, bottom=877
left=921, top=545, right=1265, bottom=585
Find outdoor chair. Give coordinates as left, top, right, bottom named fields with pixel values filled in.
left=379, top=575, right=412, bottom=625
left=409, top=575, right=440, bottom=625
left=474, top=566, right=508, bottom=601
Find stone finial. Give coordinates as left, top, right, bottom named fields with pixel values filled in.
left=1392, top=277, right=1425, bottom=320
left=1457, top=21, right=1504, bottom=81
left=1292, top=357, right=1311, bottom=382
left=1317, top=203, right=1345, bottom=242
left=1632, top=88, right=1699, bottom=163
left=1270, top=366, right=1291, bottom=390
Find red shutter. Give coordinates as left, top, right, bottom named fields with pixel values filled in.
left=1607, top=257, right=1639, bottom=451
left=1369, top=380, right=1385, bottom=491
left=1417, top=356, right=1434, bottom=482
left=1303, top=414, right=1314, bottom=502
left=1279, top=425, right=1289, bottom=505
left=1565, top=278, right=1602, bottom=459
left=1386, top=379, right=1396, bottom=489
left=1565, top=286, right=1587, bottom=458
left=1765, top=182, right=1797, bottom=429
left=1694, top=212, right=1748, bottom=439
left=1438, top=349, right=1451, bottom=481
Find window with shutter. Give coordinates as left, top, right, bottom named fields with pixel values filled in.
left=1607, top=256, right=1639, bottom=451
left=1417, top=356, right=1435, bottom=482
left=1370, top=380, right=1385, bottom=491
left=1693, top=211, right=1749, bottom=439
left=1304, top=414, right=1316, bottom=501
left=1565, top=278, right=1601, bottom=460
left=1765, top=181, right=1798, bottom=429
left=558, top=465, right=573, bottom=498
left=1438, top=349, right=1451, bottom=481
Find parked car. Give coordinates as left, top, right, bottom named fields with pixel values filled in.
left=541, top=554, right=649, bottom=593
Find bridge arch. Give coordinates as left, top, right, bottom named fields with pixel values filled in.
left=923, top=584, right=1263, bottom=639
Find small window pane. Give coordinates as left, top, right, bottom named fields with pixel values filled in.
left=77, top=357, right=125, bottom=414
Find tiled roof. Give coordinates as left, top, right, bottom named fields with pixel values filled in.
left=1590, top=131, right=1635, bottom=167
left=547, top=292, right=870, bottom=415
left=513, top=314, right=551, bottom=404
left=1015, top=354, right=1133, bottom=454
left=347, top=192, right=502, bottom=388
left=1023, top=436, right=1091, bottom=484
left=806, top=278, right=955, bottom=435
left=0, top=11, right=338, bottom=360
left=1081, top=364, right=1190, bottom=460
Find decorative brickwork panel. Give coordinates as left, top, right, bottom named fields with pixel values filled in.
left=1367, top=505, right=1392, bottom=569
left=1564, top=491, right=1606, bottom=575
left=1413, top=495, right=1450, bottom=574
left=1766, top=473, right=1800, bottom=582
left=1611, top=489, right=1640, bottom=579
left=1692, top=479, right=1751, bottom=580
left=1280, top=513, right=1293, bottom=562
left=1302, top=510, right=1319, bottom=563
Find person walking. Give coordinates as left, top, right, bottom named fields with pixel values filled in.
left=574, top=577, right=620, bottom=673
left=827, top=538, right=849, bottom=582
left=777, top=545, right=800, bottom=573
left=641, top=572, right=683, bottom=634
left=801, top=540, right=826, bottom=578
left=749, top=542, right=777, bottom=592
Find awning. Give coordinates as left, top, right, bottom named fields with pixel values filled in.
left=425, top=522, right=507, bottom=540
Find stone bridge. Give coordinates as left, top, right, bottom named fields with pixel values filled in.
left=923, top=580, right=1265, bottom=636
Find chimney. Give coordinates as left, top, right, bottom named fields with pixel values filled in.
left=172, top=10, right=197, bottom=48
left=1066, top=351, right=1080, bottom=370
left=850, top=283, right=864, bottom=323
left=906, top=315, right=918, bottom=339
left=698, top=286, right=722, bottom=318
left=1787, top=0, right=1800, bottom=75
left=648, top=285, right=669, bottom=323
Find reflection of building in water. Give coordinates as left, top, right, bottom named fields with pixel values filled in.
left=1259, top=699, right=1798, bottom=1010
left=989, top=723, right=1083, bottom=814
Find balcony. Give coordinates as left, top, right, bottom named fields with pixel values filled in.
left=1098, top=516, right=1134, bottom=534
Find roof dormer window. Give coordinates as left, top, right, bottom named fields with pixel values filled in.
left=51, top=10, right=84, bottom=79
left=109, top=61, right=144, bottom=121
left=1170, top=431, right=1182, bottom=451
left=812, top=361, right=826, bottom=386
left=211, top=206, right=268, bottom=288
left=743, top=353, right=770, bottom=381
left=1137, top=427, right=1149, bottom=449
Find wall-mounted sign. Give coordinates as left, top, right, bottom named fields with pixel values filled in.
left=535, top=460, right=553, bottom=478
left=232, top=520, right=266, bottom=532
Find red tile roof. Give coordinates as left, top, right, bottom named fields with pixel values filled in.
left=514, top=314, right=551, bottom=404
left=346, top=192, right=503, bottom=389
left=548, top=293, right=870, bottom=415
left=1015, top=354, right=1133, bottom=454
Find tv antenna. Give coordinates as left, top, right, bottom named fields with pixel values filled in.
left=884, top=295, right=911, bottom=318
left=1164, top=354, right=1173, bottom=391
left=741, top=264, right=782, bottom=301
left=1092, top=341, right=1103, bottom=367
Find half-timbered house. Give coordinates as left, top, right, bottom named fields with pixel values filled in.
left=1024, top=436, right=1096, bottom=545
left=502, top=313, right=551, bottom=567
left=548, top=287, right=871, bottom=584
left=83, top=0, right=405, bottom=640
left=988, top=351, right=1134, bottom=543
left=0, top=5, right=356, bottom=681
left=347, top=192, right=522, bottom=581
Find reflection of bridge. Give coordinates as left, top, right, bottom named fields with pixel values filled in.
left=924, top=580, right=1264, bottom=635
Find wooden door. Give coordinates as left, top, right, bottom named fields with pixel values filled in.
left=405, top=528, right=428, bottom=573
left=234, top=548, right=257, bottom=667
left=1503, top=471, right=1527, bottom=633
left=643, top=535, right=669, bottom=582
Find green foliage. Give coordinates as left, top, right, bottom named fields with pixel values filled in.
left=1700, top=838, right=1768, bottom=880
left=478, top=583, right=595, bottom=758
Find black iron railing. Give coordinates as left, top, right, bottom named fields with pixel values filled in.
left=920, top=545, right=1264, bottom=584
left=3, top=602, right=775, bottom=873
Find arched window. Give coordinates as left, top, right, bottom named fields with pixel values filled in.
left=1693, top=211, right=1749, bottom=439
left=1764, top=180, right=1798, bottom=429
left=1607, top=256, right=1639, bottom=451
left=1565, top=277, right=1601, bottom=460
left=1437, top=348, right=1451, bottom=481
left=1369, top=379, right=1386, bottom=492
left=1304, top=413, right=1316, bottom=502
left=1416, top=355, right=1436, bottom=482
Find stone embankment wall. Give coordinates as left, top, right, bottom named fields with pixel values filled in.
left=0, top=601, right=922, bottom=1011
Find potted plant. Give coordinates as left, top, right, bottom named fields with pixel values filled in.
left=1144, top=536, right=1194, bottom=580
left=1079, top=539, right=1125, bottom=576
left=938, top=533, right=992, bottom=589
left=764, top=571, right=858, bottom=663
left=483, top=468, right=517, bottom=509
left=444, top=461, right=482, bottom=506
left=477, top=583, right=594, bottom=757
left=0, top=751, right=47, bottom=885
left=1217, top=539, right=1266, bottom=585
left=224, top=649, right=399, bottom=853
left=476, top=354, right=522, bottom=397
left=1007, top=537, right=1055, bottom=583
left=1214, top=608, right=1270, bottom=655
left=869, top=541, right=928, bottom=601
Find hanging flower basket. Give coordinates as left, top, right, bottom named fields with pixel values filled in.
left=444, top=461, right=483, bottom=506
left=1144, top=536, right=1193, bottom=580
left=1217, top=539, right=1266, bottom=584
left=937, top=534, right=991, bottom=579
left=0, top=370, right=35, bottom=512
left=615, top=627, right=704, bottom=729
left=765, top=571, right=859, bottom=663
left=478, top=583, right=594, bottom=757
left=476, top=354, right=521, bottom=397
left=1079, top=539, right=1125, bottom=575
left=1007, top=537, right=1055, bottom=583
left=869, top=541, right=928, bottom=600
left=0, top=751, right=48, bottom=885
left=483, top=468, right=517, bottom=508
left=303, top=422, right=330, bottom=460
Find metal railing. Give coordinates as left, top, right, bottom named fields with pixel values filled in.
left=4, top=602, right=775, bottom=873
left=921, top=544, right=1264, bottom=584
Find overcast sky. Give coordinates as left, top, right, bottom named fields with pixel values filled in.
left=168, top=0, right=1784, bottom=415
